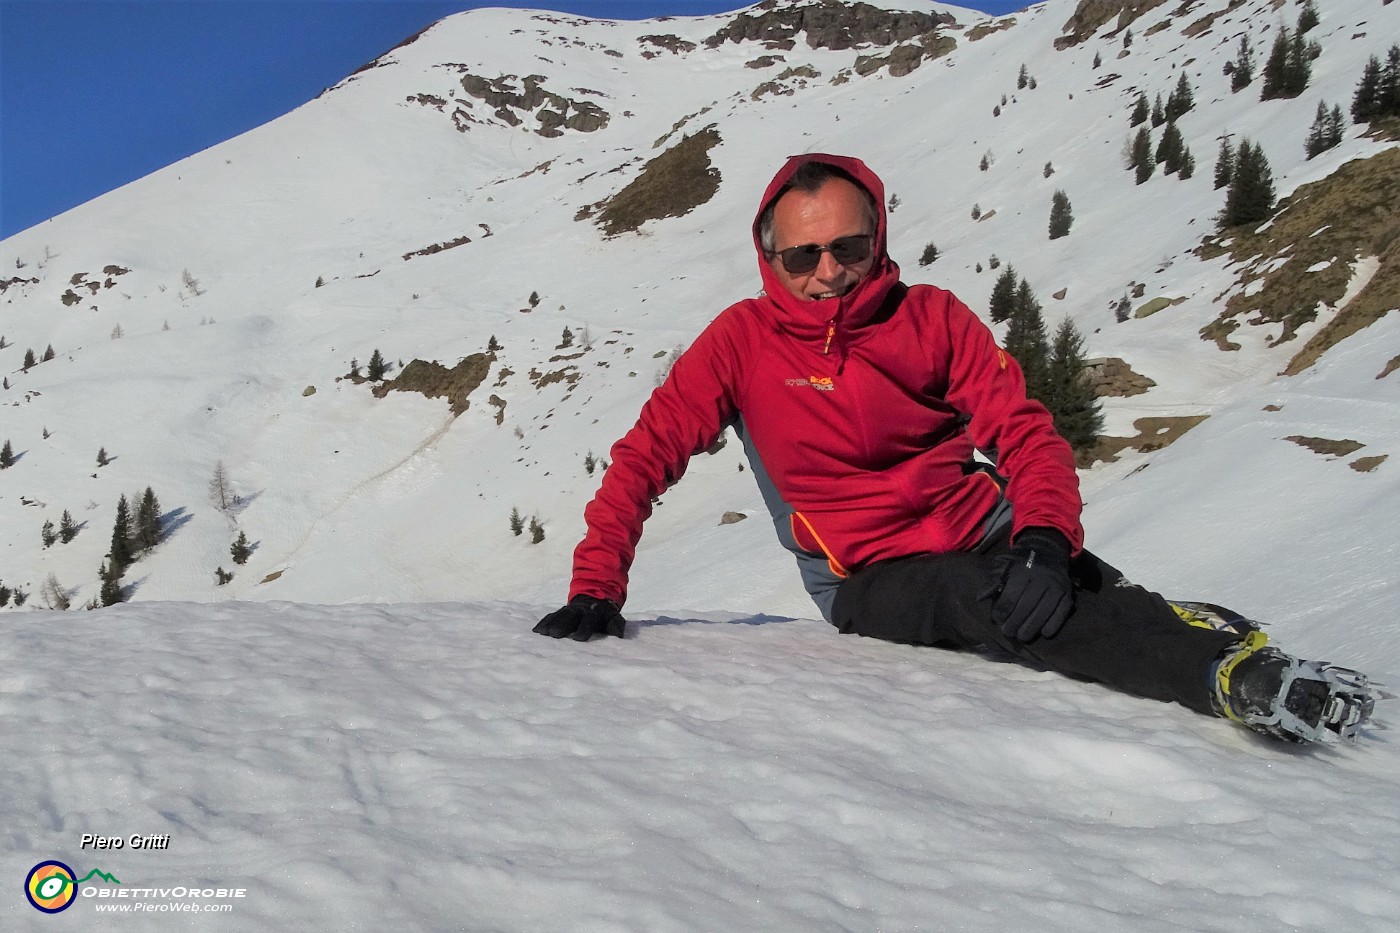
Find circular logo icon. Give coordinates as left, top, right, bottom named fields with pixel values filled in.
left=25, top=860, right=78, bottom=913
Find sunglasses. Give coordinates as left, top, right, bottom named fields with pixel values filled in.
left=768, top=234, right=873, bottom=275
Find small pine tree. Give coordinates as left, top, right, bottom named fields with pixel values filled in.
left=110, top=494, right=133, bottom=572
left=1123, top=28, right=1132, bottom=48
left=1326, top=104, right=1345, bottom=148
left=0, top=582, right=10, bottom=607
left=23, top=348, right=36, bottom=371
left=1214, top=137, right=1235, bottom=189
left=59, top=510, right=77, bottom=543
left=1132, top=127, right=1155, bottom=184
left=98, top=561, right=123, bottom=605
left=12, top=587, right=27, bottom=607
left=1297, top=0, right=1318, bottom=35
left=1231, top=35, right=1254, bottom=92
left=1352, top=55, right=1382, bottom=123
left=1305, top=101, right=1331, bottom=158
left=209, top=460, right=235, bottom=511
left=1048, top=190, right=1073, bottom=240
left=1261, top=27, right=1290, bottom=99
left=989, top=266, right=1019, bottom=324
left=509, top=506, right=524, bottom=536
left=97, top=446, right=110, bottom=467
left=1130, top=93, right=1149, bottom=127
left=1113, top=294, right=1132, bottom=323
left=993, top=104, right=1001, bottom=118
left=349, top=358, right=361, bottom=378
left=42, top=344, right=55, bottom=361
left=560, top=327, right=575, bottom=349
left=0, top=439, right=13, bottom=468
left=134, top=486, right=161, bottom=551
left=988, top=254, right=1001, bottom=271
left=979, top=152, right=991, bottom=171
left=1093, top=51, right=1102, bottom=69
left=231, top=531, right=252, bottom=565
left=42, top=520, right=56, bottom=548
left=971, top=203, right=982, bottom=221
left=110, top=323, right=124, bottom=340
left=315, top=275, right=325, bottom=288
left=584, top=451, right=597, bottom=475
left=1178, top=145, right=1196, bottom=180
left=1005, top=279, right=1050, bottom=402
left=214, top=567, right=234, bottom=585
left=1043, top=161, right=1054, bottom=178
left=1017, top=64, right=1029, bottom=89
left=1047, top=317, right=1104, bottom=453
left=1221, top=139, right=1276, bottom=229
left=528, top=516, right=545, bottom=544
left=1151, top=93, right=1165, bottom=128
left=1165, top=73, right=1194, bottom=121
left=367, top=349, right=388, bottom=380
left=488, top=335, right=501, bottom=352
left=919, top=242, right=939, bottom=266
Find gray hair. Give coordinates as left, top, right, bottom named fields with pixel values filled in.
left=757, top=162, right=878, bottom=253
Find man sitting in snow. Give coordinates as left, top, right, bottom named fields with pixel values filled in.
left=534, top=153, right=1375, bottom=745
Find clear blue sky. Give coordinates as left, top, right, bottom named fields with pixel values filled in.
left=0, top=0, right=1023, bottom=240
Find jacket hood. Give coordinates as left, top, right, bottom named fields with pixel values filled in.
left=751, top=153, right=901, bottom=343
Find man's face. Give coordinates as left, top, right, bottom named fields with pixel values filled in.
left=767, top=177, right=877, bottom=301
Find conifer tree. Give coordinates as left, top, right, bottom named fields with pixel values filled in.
left=97, top=447, right=110, bottom=467
left=110, top=494, right=134, bottom=572
left=1046, top=317, right=1104, bottom=453
left=919, top=242, right=939, bottom=266
left=1261, top=27, right=1290, bottom=99
left=1214, top=137, right=1235, bottom=189
left=1130, top=93, right=1149, bottom=127
left=0, top=582, right=11, bottom=607
left=1155, top=122, right=1185, bottom=173
left=1165, top=73, right=1194, bottom=121
left=23, top=348, right=36, bottom=371
left=528, top=516, right=545, bottom=544
left=1352, top=55, right=1383, bottom=122
left=42, top=344, right=55, bottom=361
left=509, top=506, right=524, bottom=536
left=1326, top=104, right=1345, bottom=148
left=1093, top=51, right=1102, bottom=69
left=367, top=348, right=388, bottom=380
left=1221, top=140, right=1276, bottom=229
left=134, top=486, right=162, bottom=551
left=231, top=531, right=252, bottom=565
left=1380, top=46, right=1400, bottom=119
left=1131, top=127, right=1155, bottom=184
left=1113, top=295, right=1132, bottom=323
left=988, top=266, right=1019, bottom=324
left=59, top=510, right=77, bottom=543
left=209, top=460, right=235, bottom=512
left=0, top=439, right=13, bottom=469
left=1231, top=35, right=1254, bottom=92
left=42, top=520, right=56, bottom=548
left=1005, top=279, right=1050, bottom=401
left=1297, top=0, right=1318, bottom=35
left=1017, top=64, right=1029, bottom=89
left=1179, top=145, right=1196, bottom=180
left=1048, top=190, right=1073, bottom=240
left=1151, top=93, right=1166, bottom=127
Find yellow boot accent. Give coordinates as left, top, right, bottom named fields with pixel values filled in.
left=1213, top=630, right=1270, bottom=723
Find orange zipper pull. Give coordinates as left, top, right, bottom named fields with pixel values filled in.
left=823, top=322, right=835, bottom=355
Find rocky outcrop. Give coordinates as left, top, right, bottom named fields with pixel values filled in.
left=458, top=73, right=610, bottom=137
left=705, top=0, right=953, bottom=52
left=372, top=354, right=493, bottom=417
left=1081, top=357, right=1156, bottom=397
left=1055, top=0, right=1170, bottom=50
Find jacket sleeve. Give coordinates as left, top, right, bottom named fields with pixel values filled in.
left=938, top=295, right=1084, bottom=553
left=568, top=313, right=744, bottom=607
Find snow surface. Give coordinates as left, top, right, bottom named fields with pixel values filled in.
left=4, top=0, right=1400, bottom=927
left=6, top=601, right=1400, bottom=931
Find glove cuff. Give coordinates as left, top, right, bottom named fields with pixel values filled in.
left=1013, top=527, right=1071, bottom=563
left=569, top=594, right=620, bottom=612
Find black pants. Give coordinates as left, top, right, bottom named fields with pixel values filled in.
left=829, top=528, right=1241, bottom=715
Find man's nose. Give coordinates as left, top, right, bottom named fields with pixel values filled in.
left=813, top=249, right=844, bottom=280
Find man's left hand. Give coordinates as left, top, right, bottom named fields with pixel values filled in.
left=981, top=528, right=1074, bottom=642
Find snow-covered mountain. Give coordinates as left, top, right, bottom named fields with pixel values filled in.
left=4, top=2, right=1400, bottom=926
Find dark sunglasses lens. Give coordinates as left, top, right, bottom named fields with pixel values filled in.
left=829, top=236, right=871, bottom=264
left=780, top=246, right=822, bottom=274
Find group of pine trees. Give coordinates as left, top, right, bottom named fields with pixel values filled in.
left=1127, top=75, right=1196, bottom=183
left=1351, top=45, right=1400, bottom=125
left=41, top=511, right=79, bottom=548
left=509, top=507, right=546, bottom=543
left=1305, top=102, right=1347, bottom=159
left=1260, top=3, right=1320, bottom=102
left=988, top=268, right=1103, bottom=453
left=99, top=487, right=164, bottom=606
left=1214, top=138, right=1276, bottom=229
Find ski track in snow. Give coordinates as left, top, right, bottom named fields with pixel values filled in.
left=5, top=601, right=1400, bottom=931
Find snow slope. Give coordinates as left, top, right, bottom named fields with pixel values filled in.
left=3, top=0, right=1400, bottom=926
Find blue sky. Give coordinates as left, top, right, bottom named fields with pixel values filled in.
left=0, top=0, right=1023, bottom=240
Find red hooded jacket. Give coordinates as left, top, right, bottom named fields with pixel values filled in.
left=569, top=154, right=1083, bottom=615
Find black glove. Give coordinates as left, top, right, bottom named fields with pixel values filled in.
left=533, top=595, right=626, bottom=641
left=980, top=528, right=1074, bottom=642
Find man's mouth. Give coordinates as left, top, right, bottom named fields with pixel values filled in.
left=810, top=282, right=854, bottom=301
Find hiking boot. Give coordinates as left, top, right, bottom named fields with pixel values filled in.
left=1212, top=631, right=1377, bottom=744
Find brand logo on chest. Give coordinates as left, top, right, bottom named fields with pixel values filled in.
left=784, top=375, right=836, bottom=392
